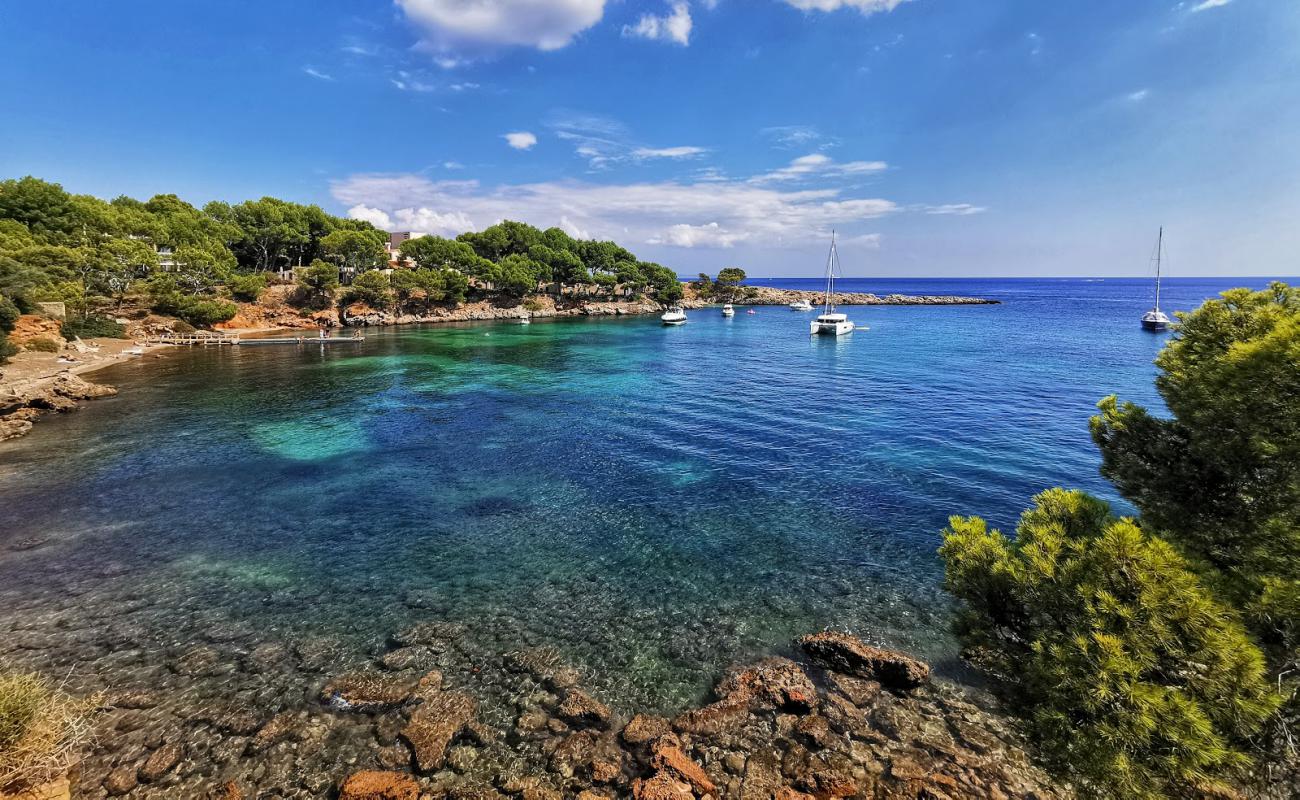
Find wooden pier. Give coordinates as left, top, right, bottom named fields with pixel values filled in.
left=144, top=332, right=365, bottom=346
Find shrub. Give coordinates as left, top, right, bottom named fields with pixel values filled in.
left=941, top=488, right=1280, bottom=799
left=226, top=272, right=267, bottom=302
left=522, top=298, right=545, bottom=312
left=0, top=670, right=98, bottom=790
left=24, top=336, right=60, bottom=353
left=60, top=315, right=126, bottom=339
left=0, top=294, right=18, bottom=364
left=175, top=297, right=237, bottom=328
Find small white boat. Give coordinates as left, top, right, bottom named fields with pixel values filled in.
left=789, top=299, right=813, bottom=311
left=721, top=303, right=735, bottom=317
left=517, top=315, right=531, bottom=325
left=1141, top=227, right=1172, bottom=332
left=810, top=232, right=856, bottom=337
left=661, top=306, right=688, bottom=325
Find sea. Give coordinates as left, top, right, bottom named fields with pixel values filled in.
left=0, top=276, right=1291, bottom=721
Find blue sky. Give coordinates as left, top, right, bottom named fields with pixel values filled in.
left=2, top=0, right=1298, bottom=277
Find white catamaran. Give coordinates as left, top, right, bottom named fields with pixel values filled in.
left=1141, top=227, right=1172, bottom=332
left=810, top=232, right=856, bottom=336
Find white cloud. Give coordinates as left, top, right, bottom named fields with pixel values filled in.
left=751, top=153, right=888, bottom=183
left=622, top=2, right=693, bottom=46
left=1190, top=0, right=1231, bottom=11
left=631, top=146, right=708, bottom=160
left=396, top=0, right=606, bottom=53
left=391, top=70, right=436, bottom=92
left=504, top=131, right=538, bottom=150
left=922, top=204, right=987, bottom=216
left=548, top=112, right=706, bottom=168
left=331, top=167, right=901, bottom=251
left=347, top=204, right=392, bottom=229
left=649, top=222, right=747, bottom=248
left=761, top=125, right=840, bottom=150
left=346, top=203, right=476, bottom=237
left=780, top=0, right=910, bottom=15
left=1126, top=89, right=1150, bottom=102
left=303, top=66, right=334, bottom=81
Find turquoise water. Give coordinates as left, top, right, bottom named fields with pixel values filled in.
left=0, top=277, right=1289, bottom=716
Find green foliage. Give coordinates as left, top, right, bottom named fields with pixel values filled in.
left=494, top=253, right=546, bottom=297
left=0, top=294, right=18, bottom=334
left=941, top=488, right=1280, bottom=798
left=692, top=272, right=715, bottom=298
left=1091, top=282, right=1300, bottom=653
left=60, top=315, right=126, bottom=339
left=716, top=267, right=746, bottom=290
left=399, top=235, right=493, bottom=277
left=0, top=177, right=80, bottom=242
left=321, top=228, right=387, bottom=273
left=226, top=272, right=267, bottom=302
left=174, top=297, right=237, bottom=327
left=344, top=269, right=392, bottom=309
left=295, top=260, right=340, bottom=310
left=0, top=293, right=17, bottom=363
left=24, top=336, right=60, bottom=353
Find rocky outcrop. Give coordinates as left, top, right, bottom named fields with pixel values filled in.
left=797, top=632, right=931, bottom=691
left=740, top=286, right=1000, bottom=307
left=0, top=374, right=118, bottom=440
left=6, top=315, right=63, bottom=349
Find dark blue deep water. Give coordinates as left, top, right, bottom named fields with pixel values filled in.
left=0, top=277, right=1291, bottom=715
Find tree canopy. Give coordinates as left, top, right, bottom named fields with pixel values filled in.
left=1091, top=282, right=1300, bottom=654
left=942, top=488, right=1279, bottom=799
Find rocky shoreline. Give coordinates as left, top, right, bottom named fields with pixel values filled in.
left=739, top=287, right=1000, bottom=307
left=17, top=618, right=1065, bottom=800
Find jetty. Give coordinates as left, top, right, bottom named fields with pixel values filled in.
left=143, top=332, right=364, bottom=346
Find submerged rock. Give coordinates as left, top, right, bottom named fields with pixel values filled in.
left=557, top=689, right=613, bottom=730
left=338, top=770, right=419, bottom=800
left=797, top=632, right=930, bottom=691
left=321, top=671, right=418, bottom=712
left=401, top=690, right=477, bottom=772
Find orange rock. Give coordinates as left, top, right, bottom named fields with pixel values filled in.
left=338, top=770, right=419, bottom=800
left=631, top=772, right=693, bottom=800
left=8, top=315, right=63, bottom=347
left=650, top=738, right=716, bottom=796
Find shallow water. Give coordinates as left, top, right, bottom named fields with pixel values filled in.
left=0, top=277, right=1287, bottom=723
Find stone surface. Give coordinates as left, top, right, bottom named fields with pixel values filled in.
left=338, top=770, right=420, bottom=800
left=650, top=736, right=717, bottom=796
left=797, top=632, right=930, bottom=691
left=557, top=689, right=613, bottom=729
left=401, top=690, right=477, bottom=772
left=137, top=742, right=183, bottom=782
left=622, top=714, right=672, bottom=746
left=321, top=671, right=418, bottom=712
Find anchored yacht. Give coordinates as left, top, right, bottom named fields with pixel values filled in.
left=661, top=306, right=688, bottom=325
left=1141, top=227, right=1172, bottom=332
left=721, top=303, right=735, bottom=317
left=810, top=232, right=856, bottom=336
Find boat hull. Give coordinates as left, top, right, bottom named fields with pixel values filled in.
left=1140, top=319, right=1168, bottom=332
left=811, top=321, right=855, bottom=336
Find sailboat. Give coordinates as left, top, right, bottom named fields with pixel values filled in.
left=1140, top=227, right=1172, bottom=332
left=810, top=232, right=856, bottom=336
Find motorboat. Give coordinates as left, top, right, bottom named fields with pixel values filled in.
left=789, top=299, right=813, bottom=311
left=721, top=303, right=735, bottom=317
left=809, top=232, right=857, bottom=336
left=1140, top=227, right=1172, bottom=332
left=661, top=306, right=688, bottom=325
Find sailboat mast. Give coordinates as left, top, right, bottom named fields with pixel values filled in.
left=1154, top=226, right=1163, bottom=312
left=824, top=231, right=836, bottom=313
